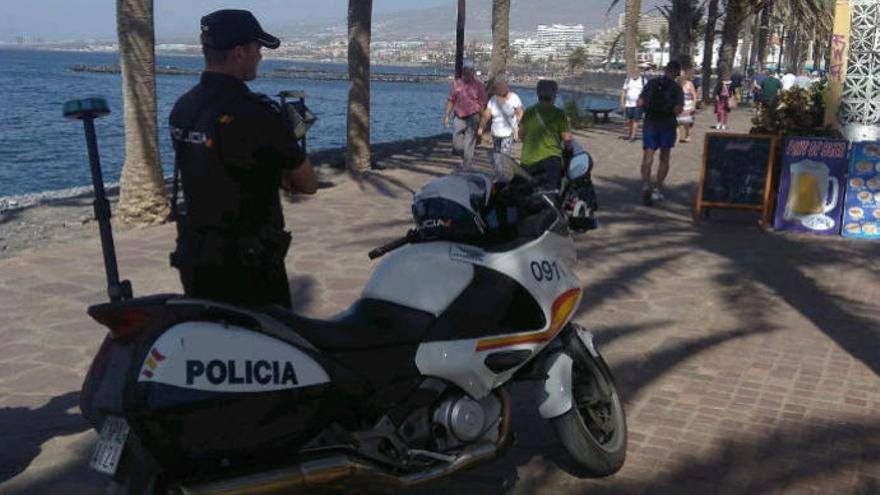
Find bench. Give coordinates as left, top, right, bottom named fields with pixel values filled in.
left=587, top=108, right=615, bottom=123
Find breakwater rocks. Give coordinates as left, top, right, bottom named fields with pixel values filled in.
left=71, top=64, right=451, bottom=84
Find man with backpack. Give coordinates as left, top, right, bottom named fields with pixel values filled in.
left=637, top=60, right=684, bottom=206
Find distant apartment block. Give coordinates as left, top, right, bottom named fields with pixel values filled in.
left=513, top=24, right=585, bottom=60
left=616, top=14, right=666, bottom=37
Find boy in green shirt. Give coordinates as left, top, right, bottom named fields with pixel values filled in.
left=518, top=80, right=572, bottom=189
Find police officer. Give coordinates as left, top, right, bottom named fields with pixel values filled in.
left=169, top=9, right=317, bottom=309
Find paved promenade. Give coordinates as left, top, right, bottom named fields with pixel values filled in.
left=1, top=109, right=878, bottom=494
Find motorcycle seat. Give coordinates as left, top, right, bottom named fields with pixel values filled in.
left=262, top=298, right=435, bottom=351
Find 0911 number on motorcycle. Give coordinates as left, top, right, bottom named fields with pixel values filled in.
left=89, top=416, right=130, bottom=475
left=530, top=260, right=561, bottom=282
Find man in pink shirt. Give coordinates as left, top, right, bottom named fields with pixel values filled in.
left=443, top=60, right=487, bottom=170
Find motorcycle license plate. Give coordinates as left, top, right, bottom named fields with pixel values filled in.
left=88, top=416, right=130, bottom=475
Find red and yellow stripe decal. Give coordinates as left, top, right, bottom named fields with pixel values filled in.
left=476, top=288, right=581, bottom=352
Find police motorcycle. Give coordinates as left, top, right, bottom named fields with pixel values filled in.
left=66, top=97, right=625, bottom=495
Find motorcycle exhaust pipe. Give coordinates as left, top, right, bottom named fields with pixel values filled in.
left=180, top=390, right=512, bottom=495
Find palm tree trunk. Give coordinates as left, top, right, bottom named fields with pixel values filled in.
left=455, top=0, right=466, bottom=78
left=669, top=0, right=697, bottom=66
left=739, top=14, right=753, bottom=72
left=625, top=0, right=642, bottom=74
left=486, top=0, right=511, bottom=92
left=717, top=0, right=749, bottom=83
left=115, top=0, right=169, bottom=226
left=756, top=5, right=771, bottom=70
left=700, top=0, right=720, bottom=104
left=812, top=31, right=823, bottom=70
left=748, top=12, right=762, bottom=70
left=346, top=0, right=372, bottom=174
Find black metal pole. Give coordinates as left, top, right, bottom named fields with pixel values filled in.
left=82, top=116, right=128, bottom=302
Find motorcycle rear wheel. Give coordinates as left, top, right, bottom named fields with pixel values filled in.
left=551, top=330, right=627, bottom=477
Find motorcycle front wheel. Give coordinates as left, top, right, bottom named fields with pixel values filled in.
left=551, top=328, right=627, bottom=477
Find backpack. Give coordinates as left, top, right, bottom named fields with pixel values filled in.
left=645, top=79, right=675, bottom=117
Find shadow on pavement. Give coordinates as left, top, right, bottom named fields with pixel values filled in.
left=577, top=176, right=880, bottom=376
left=0, top=392, right=90, bottom=484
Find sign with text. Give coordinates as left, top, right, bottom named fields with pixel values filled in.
left=841, top=141, right=880, bottom=239
left=774, top=137, right=848, bottom=234
left=695, top=133, right=776, bottom=225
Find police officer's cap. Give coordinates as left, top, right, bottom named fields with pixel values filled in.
left=200, top=9, right=280, bottom=50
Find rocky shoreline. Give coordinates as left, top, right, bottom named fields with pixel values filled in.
left=0, top=133, right=450, bottom=258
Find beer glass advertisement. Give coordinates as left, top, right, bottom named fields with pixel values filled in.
left=774, top=137, right=848, bottom=234
left=842, top=141, right=880, bottom=239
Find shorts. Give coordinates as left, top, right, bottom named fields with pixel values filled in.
left=625, top=107, right=643, bottom=120
left=643, top=127, right=677, bottom=150
left=677, top=113, right=694, bottom=126
left=524, top=156, right=563, bottom=191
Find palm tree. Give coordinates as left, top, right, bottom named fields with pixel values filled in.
left=115, top=0, right=169, bottom=226
left=345, top=0, right=372, bottom=174
left=654, top=25, right=670, bottom=66
left=486, top=0, right=511, bottom=92
left=568, top=46, right=589, bottom=72
left=624, top=0, right=642, bottom=74
left=666, top=0, right=701, bottom=66
left=700, top=0, right=720, bottom=104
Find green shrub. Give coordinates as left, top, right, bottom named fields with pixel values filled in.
left=562, top=100, right=593, bottom=129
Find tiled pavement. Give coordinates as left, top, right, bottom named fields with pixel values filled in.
left=1, top=109, right=878, bottom=494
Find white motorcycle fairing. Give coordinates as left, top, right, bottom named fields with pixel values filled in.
left=366, top=228, right=583, bottom=400
left=538, top=326, right=600, bottom=419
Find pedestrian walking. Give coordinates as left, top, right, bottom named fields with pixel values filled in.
left=677, top=67, right=697, bottom=143
left=620, top=70, right=646, bottom=141
left=715, top=80, right=734, bottom=130
left=518, top=79, right=572, bottom=190
left=761, top=71, right=783, bottom=107
left=443, top=60, right=487, bottom=171
left=478, top=78, right=524, bottom=180
left=795, top=69, right=812, bottom=89
left=781, top=67, right=797, bottom=91
left=637, top=60, right=684, bottom=206
left=752, top=69, right=768, bottom=108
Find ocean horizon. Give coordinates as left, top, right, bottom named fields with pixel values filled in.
left=0, top=48, right=613, bottom=199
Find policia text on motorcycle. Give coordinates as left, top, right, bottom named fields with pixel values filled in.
left=169, top=9, right=318, bottom=309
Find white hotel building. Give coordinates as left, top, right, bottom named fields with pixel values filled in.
left=513, top=24, right=586, bottom=60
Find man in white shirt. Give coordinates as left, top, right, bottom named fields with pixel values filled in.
left=478, top=79, right=524, bottom=179
left=620, top=70, right=646, bottom=141
left=781, top=68, right=797, bottom=91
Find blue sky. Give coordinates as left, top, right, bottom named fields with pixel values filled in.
left=2, top=0, right=449, bottom=42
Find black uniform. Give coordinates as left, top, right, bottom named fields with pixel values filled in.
left=169, top=71, right=305, bottom=308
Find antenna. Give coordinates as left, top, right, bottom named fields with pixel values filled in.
left=63, top=98, right=132, bottom=302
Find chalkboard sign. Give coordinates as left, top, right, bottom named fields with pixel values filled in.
left=695, top=133, right=778, bottom=225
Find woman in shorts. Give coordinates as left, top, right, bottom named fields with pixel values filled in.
left=677, top=68, right=697, bottom=142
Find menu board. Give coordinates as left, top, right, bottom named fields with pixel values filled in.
left=773, top=137, right=849, bottom=234
left=841, top=141, right=880, bottom=239
left=695, top=133, right=777, bottom=225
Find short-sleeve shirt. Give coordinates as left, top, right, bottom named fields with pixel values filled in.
left=169, top=72, right=305, bottom=234
left=448, top=78, right=487, bottom=118
left=622, top=77, right=645, bottom=108
left=761, top=77, right=783, bottom=102
left=520, top=102, right=570, bottom=166
left=487, top=92, right=522, bottom=138
left=639, top=76, right=685, bottom=130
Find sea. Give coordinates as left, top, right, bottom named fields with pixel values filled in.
left=0, top=48, right=613, bottom=199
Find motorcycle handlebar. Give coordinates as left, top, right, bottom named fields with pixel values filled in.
left=368, top=229, right=419, bottom=260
